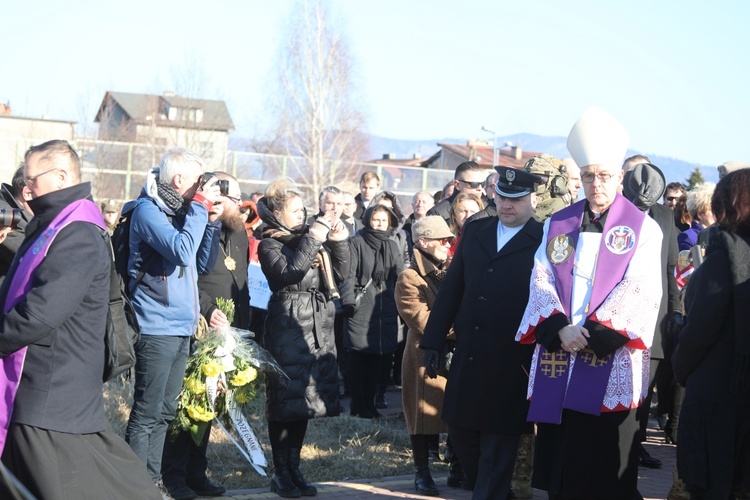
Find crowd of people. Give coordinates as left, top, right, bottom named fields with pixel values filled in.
left=0, top=103, right=748, bottom=500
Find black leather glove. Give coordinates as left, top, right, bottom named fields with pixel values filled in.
left=341, top=304, right=355, bottom=318
left=423, top=348, right=440, bottom=379
left=666, top=311, right=685, bottom=338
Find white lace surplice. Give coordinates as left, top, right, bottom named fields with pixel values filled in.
left=517, top=216, right=663, bottom=411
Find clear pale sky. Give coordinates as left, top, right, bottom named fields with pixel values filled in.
left=3, top=0, right=748, bottom=166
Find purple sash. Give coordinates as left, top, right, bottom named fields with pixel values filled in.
left=528, top=195, right=645, bottom=423
left=0, top=199, right=105, bottom=452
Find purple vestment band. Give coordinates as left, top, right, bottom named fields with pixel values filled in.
left=528, top=194, right=646, bottom=423
left=0, top=199, right=105, bottom=452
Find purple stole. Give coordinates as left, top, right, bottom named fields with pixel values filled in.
left=528, top=194, right=645, bottom=424
left=0, top=199, right=105, bottom=452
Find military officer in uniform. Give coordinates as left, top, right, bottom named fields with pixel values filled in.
left=523, top=154, right=569, bottom=222
left=420, top=166, right=544, bottom=500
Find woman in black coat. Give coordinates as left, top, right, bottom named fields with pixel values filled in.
left=257, top=178, right=350, bottom=498
left=341, top=204, right=404, bottom=418
left=673, top=169, right=750, bottom=499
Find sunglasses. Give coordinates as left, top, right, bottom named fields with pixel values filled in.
left=457, top=179, right=484, bottom=189
left=665, top=196, right=686, bottom=202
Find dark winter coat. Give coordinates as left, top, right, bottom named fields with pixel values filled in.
left=198, top=226, right=251, bottom=330
left=353, top=193, right=368, bottom=222
left=647, top=203, right=681, bottom=359
left=341, top=206, right=404, bottom=355
left=370, top=191, right=410, bottom=268
left=257, top=199, right=350, bottom=421
left=0, top=183, right=110, bottom=433
left=673, top=230, right=750, bottom=496
left=421, top=215, right=542, bottom=435
left=426, top=191, right=457, bottom=226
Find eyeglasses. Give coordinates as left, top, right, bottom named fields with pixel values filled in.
left=665, top=196, right=686, bottom=202
left=457, top=179, right=484, bottom=189
left=428, top=237, right=452, bottom=245
left=24, top=167, right=60, bottom=186
left=224, top=195, right=242, bottom=205
left=580, top=173, right=614, bottom=184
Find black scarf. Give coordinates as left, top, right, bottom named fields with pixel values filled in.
left=257, top=196, right=306, bottom=247
left=360, top=226, right=393, bottom=288
left=156, top=182, right=188, bottom=217
left=713, top=230, right=750, bottom=394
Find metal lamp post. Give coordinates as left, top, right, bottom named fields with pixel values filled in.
left=481, top=125, right=498, bottom=166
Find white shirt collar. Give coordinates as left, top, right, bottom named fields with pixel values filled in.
left=496, top=219, right=524, bottom=252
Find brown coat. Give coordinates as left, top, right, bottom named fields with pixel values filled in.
left=395, top=249, right=451, bottom=435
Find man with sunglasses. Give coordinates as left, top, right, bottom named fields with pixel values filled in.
left=427, top=161, right=488, bottom=227
left=421, top=166, right=544, bottom=499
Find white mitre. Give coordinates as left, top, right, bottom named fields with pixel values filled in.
left=567, top=106, right=630, bottom=169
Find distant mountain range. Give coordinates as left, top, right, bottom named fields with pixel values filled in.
left=229, top=132, right=718, bottom=185
left=368, top=133, right=718, bottom=184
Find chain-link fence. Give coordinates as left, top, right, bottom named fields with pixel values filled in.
left=4, top=137, right=456, bottom=210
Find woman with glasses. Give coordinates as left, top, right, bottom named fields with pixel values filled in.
left=395, top=216, right=455, bottom=496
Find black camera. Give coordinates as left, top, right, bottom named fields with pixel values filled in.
left=199, top=173, right=229, bottom=196
left=0, top=208, right=22, bottom=230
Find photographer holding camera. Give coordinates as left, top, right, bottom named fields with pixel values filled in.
left=0, top=165, right=34, bottom=284
left=122, top=147, right=221, bottom=497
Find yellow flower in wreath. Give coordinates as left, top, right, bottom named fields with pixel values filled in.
left=185, top=377, right=206, bottom=394
left=186, top=405, right=216, bottom=422
left=230, top=367, right=258, bottom=387
left=201, top=359, right=222, bottom=378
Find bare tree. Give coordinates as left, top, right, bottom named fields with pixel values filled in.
left=271, top=0, right=369, bottom=197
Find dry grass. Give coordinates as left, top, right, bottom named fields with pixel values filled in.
left=104, top=377, right=442, bottom=490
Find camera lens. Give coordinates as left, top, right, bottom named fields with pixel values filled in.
left=0, top=208, right=22, bottom=230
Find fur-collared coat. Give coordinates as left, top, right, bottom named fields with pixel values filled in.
left=396, top=248, right=452, bottom=435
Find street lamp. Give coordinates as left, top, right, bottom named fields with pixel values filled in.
left=481, top=125, right=498, bottom=166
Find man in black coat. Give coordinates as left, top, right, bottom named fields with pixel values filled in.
left=0, top=140, right=159, bottom=499
left=421, top=166, right=544, bottom=499
left=622, top=158, right=683, bottom=469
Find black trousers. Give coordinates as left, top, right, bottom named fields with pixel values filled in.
left=636, top=358, right=660, bottom=441
left=161, top=421, right=211, bottom=488
left=347, top=350, right=392, bottom=416
left=448, top=424, right=519, bottom=499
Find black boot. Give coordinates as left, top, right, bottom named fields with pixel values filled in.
left=270, top=446, right=302, bottom=498
left=411, top=435, right=439, bottom=496
left=448, top=455, right=469, bottom=490
left=427, top=433, right=441, bottom=462
left=288, top=448, right=317, bottom=496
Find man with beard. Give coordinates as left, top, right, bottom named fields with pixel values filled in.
left=161, top=172, right=249, bottom=499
